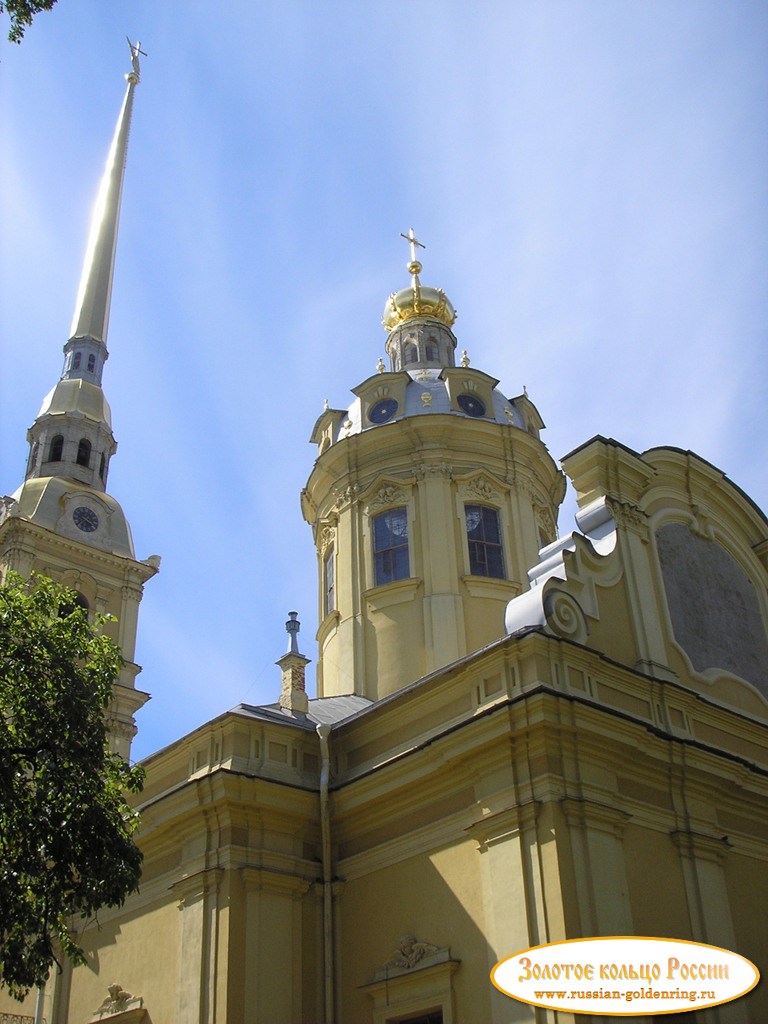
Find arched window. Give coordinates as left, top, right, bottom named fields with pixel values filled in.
left=465, top=505, right=505, bottom=578
left=99, top=452, right=106, bottom=481
left=76, top=438, right=91, bottom=467
left=73, top=352, right=82, bottom=370
left=27, top=441, right=39, bottom=476
left=87, top=353, right=96, bottom=372
left=403, top=343, right=417, bottom=365
left=324, top=548, right=335, bottom=617
left=59, top=591, right=90, bottom=618
left=425, top=338, right=438, bottom=361
left=373, top=507, right=409, bottom=585
left=49, top=435, right=64, bottom=462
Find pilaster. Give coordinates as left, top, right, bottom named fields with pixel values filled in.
left=467, top=803, right=545, bottom=1024
left=240, top=867, right=311, bottom=1024
left=560, top=796, right=634, bottom=935
left=171, top=868, right=225, bottom=1024
left=671, top=830, right=747, bottom=1024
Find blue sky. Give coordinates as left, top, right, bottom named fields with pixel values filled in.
left=1, top=1, right=766, bottom=760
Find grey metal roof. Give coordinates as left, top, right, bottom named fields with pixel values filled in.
left=233, top=694, right=374, bottom=731
left=335, top=368, right=524, bottom=441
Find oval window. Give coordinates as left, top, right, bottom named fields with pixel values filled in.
left=369, top=398, right=399, bottom=424
left=457, top=393, right=486, bottom=417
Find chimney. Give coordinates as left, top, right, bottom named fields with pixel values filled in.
left=277, top=611, right=310, bottom=713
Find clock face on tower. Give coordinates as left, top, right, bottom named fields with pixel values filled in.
left=73, top=506, right=99, bottom=533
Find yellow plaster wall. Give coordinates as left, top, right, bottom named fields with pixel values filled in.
left=0, top=987, right=37, bottom=1019
left=723, top=853, right=768, bottom=1022
left=66, top=896, right=180, bottom=1024
left=582, top=578, right=638, bottom=668
left=364, top=593, right=426, bottom=698
left=622, top=824, right=691, bottom=939
left=462, top=593, right=514, bottom=653
left=337, top=842, right=492, bottom=1024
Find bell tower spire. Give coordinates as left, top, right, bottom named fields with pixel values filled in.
left=0, top=44, right=158, bottom=760
left=20, top=42, right=145, bottom=497
left=65, top=39, right=144, bottom=385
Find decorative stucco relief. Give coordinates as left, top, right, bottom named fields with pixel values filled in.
left=458, top=474, right=499, bottom=503
left=366, top=483, right=407, bottom=513
left=91, top=983, right=146, bottom=1022
left=373, top=934, right=451, bottom=981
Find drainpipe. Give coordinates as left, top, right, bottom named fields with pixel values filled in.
left=316, top=722, right=334, bottom=1024
left=34, top=985, right=45, bottom=1024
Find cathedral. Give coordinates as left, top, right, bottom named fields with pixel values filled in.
left=1, top=48, right=767, bottom=1024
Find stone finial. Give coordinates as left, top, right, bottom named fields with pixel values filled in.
left=460, top=349, right=470, bottom=367
left=376, top=356, right=386, bottom=374
left=277, top=612, right=311, bottom=713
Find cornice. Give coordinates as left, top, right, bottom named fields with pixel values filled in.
left=0, top=515, right=157, bottom=581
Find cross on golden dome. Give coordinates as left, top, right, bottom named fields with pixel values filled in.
left=400, top=228, right=425, bottom=276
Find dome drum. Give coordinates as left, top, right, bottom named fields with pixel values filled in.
left=386, top=318, right=458, bottom=372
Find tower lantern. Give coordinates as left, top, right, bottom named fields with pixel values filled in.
left=303, top=234, right=565, bottom=701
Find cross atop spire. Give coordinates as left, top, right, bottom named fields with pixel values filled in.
left=127, top=37, right=147, bottom=82
left=400, top=227, right=426, bottom=277
left=400, top=227, right=425, bottom=262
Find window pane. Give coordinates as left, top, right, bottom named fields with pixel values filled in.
left=324, top=549, right=335, bottom=616
left=77, top=439, right=91, bottom=467
left=50, top=435, right=64, bottom=462
left=465, top=504, right=504, bottom=579
left=373, top=508, right=409, bottom=585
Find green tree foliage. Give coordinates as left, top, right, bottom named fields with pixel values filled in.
left=0, top=0, right=57, bottom=43
left=0, top=572, right=144, bottom=999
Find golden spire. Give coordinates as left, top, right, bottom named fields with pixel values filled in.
left=68, top=40, right=144, bottom=346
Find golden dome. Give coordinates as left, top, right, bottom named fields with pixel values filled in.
left=383, top=230, right=457, bottom=332
left=382, top=282, right=457, bottom=332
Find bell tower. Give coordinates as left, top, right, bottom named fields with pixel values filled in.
left=0, top=43, right=158, bottom=759
left=302, top=232, right=566, bottom=701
